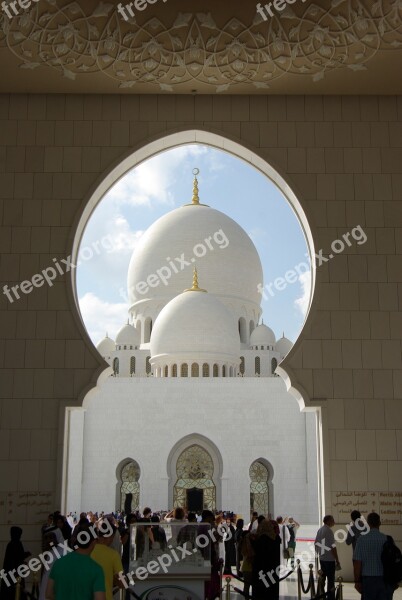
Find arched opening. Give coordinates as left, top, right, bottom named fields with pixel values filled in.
left=239, top=317, right=247, bottom=344
left=119, top=460, right=141, bottom=513
left=144, top=318, right=152, bottom=344
left=191, top=363, right=199, bottom=377
left=250, top=459, right=273, bottom=517
left=271, top=357, right=278, bottom=375
left=240, top=357, right=245, bottom=375
left=113, top=357, right=119, bottom=376
left=64, top=130, right=321, bottom=525
left=164, top=365, right=168, bottom=377
left=255, top=356, right=260, bottom=376
left=145, top=356, right=151, bottom=375
left=181, top=363, right=188, bottom=377
left=130, top=356, right=136, bottom=376
left=213, top=364, right=219, bottom=377
left=172, top=444, right=216, bottom=511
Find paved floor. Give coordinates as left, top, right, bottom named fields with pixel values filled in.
left=228, top=575, right=402, bottom=599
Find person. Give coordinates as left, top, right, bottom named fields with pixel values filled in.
left=120, top=513, right=137, bottom=573
left=284, top=516, right=299, bottom=568
left=241, top=532, right=254, bottom=599
left=46, top=524, right=106, bottom=600
left=251, top=519, right=281, bottom=600
left=354, top=512, right=396, bottom=600
left=223, top=518, right=236, bottom=575
left=314, top=515, right=340, bottom=600
left=54, top=514, right=72, bottom=542
left=177, top=512, right=197, bottom=549
left=91, top=521, right=124, bottom=600
left=39, top=530, right=63, bottom=600
left=276, top=517, right=290, bottom=569
left=235, top=518, right=245, bottom=577
left=346, top=510, right=365, bottom=551
left=165, top=507, right=187, bottom=540
left=150, top=515, right=167, bottom=550
left=248, top=512, right=258, bottom=533
left=201, top=510, right=222, bottom=600
left=0, top=526, right=30, bottom=600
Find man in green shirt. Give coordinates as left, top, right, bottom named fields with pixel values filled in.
left=46, top=525, right=106, bottom=600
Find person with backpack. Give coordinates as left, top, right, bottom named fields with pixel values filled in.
left=354, top=512, right=401, bottom=599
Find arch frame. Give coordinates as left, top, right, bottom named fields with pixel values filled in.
left=114, top=457, right=142, bottom=513
left=166, top=433, right=224, bottom=511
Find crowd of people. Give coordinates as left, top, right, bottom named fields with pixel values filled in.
left=1, top=506, right=400, bottom=600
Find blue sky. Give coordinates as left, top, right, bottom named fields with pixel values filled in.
left=76, top=145, right=311, bottom=345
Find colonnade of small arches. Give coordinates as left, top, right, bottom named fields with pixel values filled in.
left=153, top=362, right=238, bottom=378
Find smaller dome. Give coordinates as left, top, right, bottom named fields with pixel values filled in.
left=276, top=334, right=293, bottom=358
left=96, top=335, right=115, bottom=355
left=115, top=323, right=140, bottom=346
left=250, top=323, right=276, bottom=346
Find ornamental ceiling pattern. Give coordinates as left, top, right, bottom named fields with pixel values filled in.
left=0, top=0, right=401, bottom=93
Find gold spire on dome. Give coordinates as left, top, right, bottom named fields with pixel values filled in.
left=183, top=168, right=209, bottom=207
left=192, top=168, right=200, bottom=205
left=184, top=267, right=207, bottom=292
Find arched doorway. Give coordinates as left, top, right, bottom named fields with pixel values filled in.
left=173, top=444, right=216, bottom=511
left=119, top=460, right=141, bottom=513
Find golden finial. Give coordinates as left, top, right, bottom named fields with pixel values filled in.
left=192, top=168, right=200, bottom=205
left=184, top=267, right=207, bottom=292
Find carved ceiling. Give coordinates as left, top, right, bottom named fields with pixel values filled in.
left=0, top=0, right=401, bottom=93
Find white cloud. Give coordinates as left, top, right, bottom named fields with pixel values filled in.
left=79, top=292, right=129, bottom=345
left=107, top=145, right=208, bottom=207
left=295, top=269, right=311, bottom=317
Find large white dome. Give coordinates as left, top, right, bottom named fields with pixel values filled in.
left=150, top=286, right=240, bottom=364
left=96, top=335, right=115, bottom=356
left=276, top=335, right=293, bottom=358
left=127, top=204, right=263, bottom=311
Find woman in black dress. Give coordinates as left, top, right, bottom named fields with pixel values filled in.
left=251, top=519, right=281, bottom=600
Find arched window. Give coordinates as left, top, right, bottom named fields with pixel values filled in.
left=113, top=357, right=119, bottom=376
left=172, top=364, right=177, bottom=377
left=271, top=358, right=278, bottom=375
left=202, top=363, right=209, bottom=377
left=144, top=318, right=152, bottom=343
left=255, top=356, right=260, bottom=375
left=191, top=363, right=199, bottom=377
left=164, top=365, right=168, bottom=377
left=240, top=356, right=245, bottom=375
left=213, top=364, right=219, bottom=377
left=229, top=366, right=233, bottom=377
left=181, top=363, right=188, bottom=377
left=239, top=317, right=247, bottom=343
left=145, top=356, right=151, bottom=375
left=222, top=365, right=226, bottom=377
left=250, top=461, right=270, bottom=516
left=130, top=356, right=136, bottom=376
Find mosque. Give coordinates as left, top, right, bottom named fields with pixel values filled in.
left=65, top=170, right=320, bottom=524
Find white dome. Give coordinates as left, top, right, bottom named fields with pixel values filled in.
left=127, top=204, right=263, bottom=312
left=150, top=287, right=240, bottom=363
left=276, top=335, right=293, bottom=357
left=96, top=335, right=115, bottom=355
left=250, top=323, right=276, bottom=346
left=115, top=323, right=140, bottom=346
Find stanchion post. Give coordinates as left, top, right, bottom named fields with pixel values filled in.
left=296, top=559, right=301, bottom=600
left=337, top=576, right=343, bottom=600
left=225, top=576, right=231, bottom=600
left=308, top=564, right=315, bottom=598
left=14, top=577, right=21, bottom=600
left=219, top=561, right=223, bottom=600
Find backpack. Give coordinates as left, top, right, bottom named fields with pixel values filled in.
left=382, top=535, right=402, bottom=585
